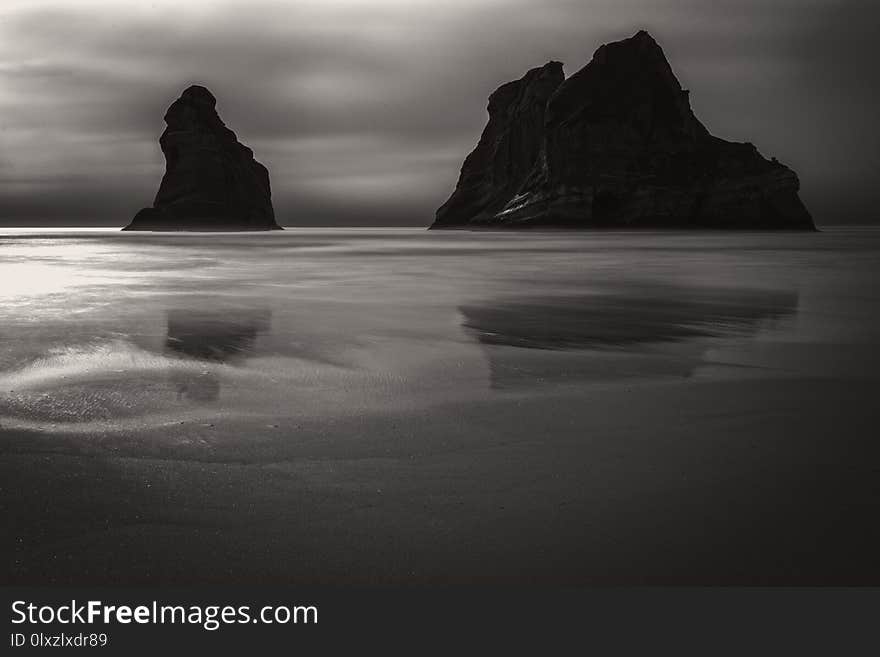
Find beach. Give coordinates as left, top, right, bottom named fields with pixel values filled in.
left=2, top=227, right=879, bottom=584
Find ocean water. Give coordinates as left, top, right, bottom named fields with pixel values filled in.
left=2, top=227, right=879, bottom=584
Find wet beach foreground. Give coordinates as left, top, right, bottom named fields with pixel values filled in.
left=2, top=228, right=878, bottom=585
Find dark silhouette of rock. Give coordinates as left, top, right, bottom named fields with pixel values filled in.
left=432, top=62, right=564, bottom=227
left=125, top=85, right=281, bottom=231
left=432, top=31, right=814, bottom=229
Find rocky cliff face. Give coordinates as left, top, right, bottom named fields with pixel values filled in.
left=432, top=31, right=814, bottom=230
left=432, top=62, right=564, bottom=227
left=126, top=85, right=281, bottom=231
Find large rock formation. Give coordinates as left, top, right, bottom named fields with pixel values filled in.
left=126, top=85, right=281, bottom=231
left=432, top=31, right=814, bottom=229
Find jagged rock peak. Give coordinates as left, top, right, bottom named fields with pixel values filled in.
left=432, top=30, right=814, bottom=230
left=125, top=84, right=281, bottom=231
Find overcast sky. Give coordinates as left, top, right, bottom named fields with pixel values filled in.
left=0, top=0, right=877, bottom=227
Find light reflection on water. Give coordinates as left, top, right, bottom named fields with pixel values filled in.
left=0, top=227, right=878, bottom=436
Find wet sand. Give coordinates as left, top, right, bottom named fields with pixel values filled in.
left=4, top=374, right=879, bottom=585
left=2, top=228, right=879, bottom=584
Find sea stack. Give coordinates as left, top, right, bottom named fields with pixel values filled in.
left=125, top=85, right=281, bottom=231
left=432, top=31, right=814, bottom=230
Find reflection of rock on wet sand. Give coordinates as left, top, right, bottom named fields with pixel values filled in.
left=165, top=307, right=271, bottom=402
left=460, top=285, right=799, bottom=388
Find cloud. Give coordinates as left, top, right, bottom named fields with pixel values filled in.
left=0, top=0, right=877, bottom=226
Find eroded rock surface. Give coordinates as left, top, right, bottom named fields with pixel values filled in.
left=432, top=62, right=564, bottom=227
left=126, top=85, right=280, bottom=231
left=433, top=31, right=814, bottom=230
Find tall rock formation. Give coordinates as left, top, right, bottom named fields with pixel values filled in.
left=126, top=85, right=281, bottom=231
left=432, top=31, right=814, bottom=229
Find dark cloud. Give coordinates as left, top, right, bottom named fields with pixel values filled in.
left=0, top=0, right=877, bottom=227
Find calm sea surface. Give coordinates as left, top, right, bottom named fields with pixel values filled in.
left=2, top=227, right=879, bottom=584
left=1, top=227, right=878, bottom=436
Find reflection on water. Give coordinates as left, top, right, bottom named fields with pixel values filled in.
left=4, top=229, right=880, bottom=588
left=1, top=228, right=877, bottom=436
left=165, top=307, right=271, bottom=402
left=165, top=308, right=271, bottom=362
left=461, top=285, right=798, bottom=350
left=460, top=285, right=799, bottom=388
